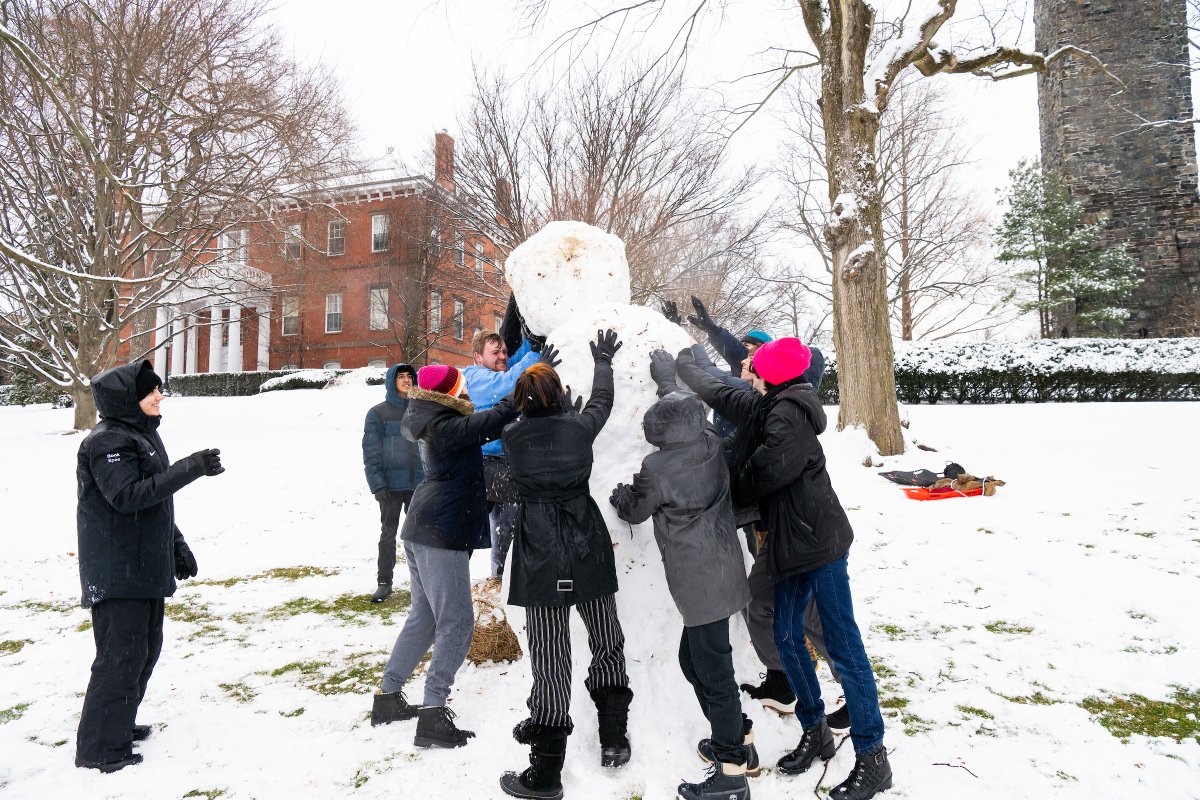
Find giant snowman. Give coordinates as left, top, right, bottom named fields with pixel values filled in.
left=499, top=222, right=784, bottom=798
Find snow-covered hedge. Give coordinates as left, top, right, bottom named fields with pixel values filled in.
left=258, top=369, right=345, bottom=393
left=818, top=338, right=1200, bottom=404
left=168, top=370, right=305, bottom=397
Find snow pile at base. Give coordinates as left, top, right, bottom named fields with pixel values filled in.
left=821, top=338, right=1200, bottom=374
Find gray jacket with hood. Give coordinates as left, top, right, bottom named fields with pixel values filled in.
left=612, top=391, right=750, bottom=627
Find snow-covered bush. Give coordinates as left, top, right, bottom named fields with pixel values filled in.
left=818, top=338, right=1200, bottom=404
left=169, top=370, right=304, bottom=397
left=0, top=369, right=71, bottom=407
left=258, top=369, right=345, bottom=393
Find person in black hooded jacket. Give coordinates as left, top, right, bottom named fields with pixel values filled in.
left=675, top=340, right=892, bottom=800
left=74, top=360, right=223, bottom=772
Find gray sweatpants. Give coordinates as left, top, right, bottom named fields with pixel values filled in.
left=381, top=540, right=474, bottom=706
left=743, top=543, right=841, bottom=684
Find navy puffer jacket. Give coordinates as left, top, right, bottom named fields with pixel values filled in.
left=363, top=364, right=424, bottom=493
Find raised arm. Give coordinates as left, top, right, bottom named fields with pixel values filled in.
left=675, top=348, right=761, bottom=425
left=87, top=431, right=204, bottom=514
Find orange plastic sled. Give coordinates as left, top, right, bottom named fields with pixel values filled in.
left=902, top=486, right=984, bottom=501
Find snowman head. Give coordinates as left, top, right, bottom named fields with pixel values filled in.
left=504, top=221, right=632, bottom=335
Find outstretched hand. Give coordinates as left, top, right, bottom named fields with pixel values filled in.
left=590, top=329, right=622, bottom=363
left=538, top=343, right=561, bottom=368
left=686, top=295, right=718, bottom=333
left=190, top=448, right=224, bottom=477
left=609, top=482, right=634, bottom=509
left=649, top=349, right=678, bottom=392
left=561, top=385, right=584, bottom=414
left=661, top=300, right=681, bottom=325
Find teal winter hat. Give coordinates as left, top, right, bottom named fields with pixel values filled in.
left=740, top=329, right=773, bottom=346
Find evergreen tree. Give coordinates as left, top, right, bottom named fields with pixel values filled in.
left=995, top=160, right=1140, bottom=338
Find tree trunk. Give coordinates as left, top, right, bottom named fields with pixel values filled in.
left=71, top=380, right=97, bottom=430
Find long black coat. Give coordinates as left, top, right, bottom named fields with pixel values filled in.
left=503, top=360, right=616, bottom=607
left=676, top=349, right=854, bottom=583
left=76, top=362, right=203, bottom=608
left=613, top=392, right=750, bottom=627
left=400, top=387, right=518, bottom=551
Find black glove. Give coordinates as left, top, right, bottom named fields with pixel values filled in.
left=374, top=488, right=388, bottom=503
left=538, top=343, right=561, bottom=368
left=661, top=300, right=681, bottom=325
left=499, top=294, right=524, bottom=356
left=686, top=296, right=719, bottom=334
left=174, top=541, right=198, bottom=580
left=590, top=329, right=622, bottom=363
left=562, top=385, right=584, bottom=414
left=649, top=349, right=679, bottom=395
left=609, top=482, right=634, bottom=509
left=190, top=448, right=224, bottom=477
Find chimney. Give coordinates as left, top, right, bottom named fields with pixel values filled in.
left=435, top=131, right=455, bottom=192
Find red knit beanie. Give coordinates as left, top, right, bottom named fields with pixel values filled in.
left=417, top=364, right=464, bottom=396
left=751, top=337, right=812, bottom=386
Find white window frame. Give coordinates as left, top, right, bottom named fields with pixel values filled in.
left=369, top=286, right=389, bottom=331
left=453, top=298, right=465, bottom=340
left=371, top=214, right=389, bottom=253
left=282, top=297, right=299, bottom=336
left=284, top=223, right=302, bottom=261
left=494, top=314, right=504, bottom=333
left=325, top=292, right=343, bottom=334
left=323, top=361, right=341, bottom=369
left=327, top=219, right=345, bottom=256
left=367, top=359, right=386, bottom=368
left=454, top=233, right=465, bottom=266
left=430, top=225, right=442, bottom=259
left=221, top=228, right=247, bottom=264
left=474, top=241, right=485, bottom=278
left=429, top=291, right=442, bottom=333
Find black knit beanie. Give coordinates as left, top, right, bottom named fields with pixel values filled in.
left=134, top=361, right=163, bottom=400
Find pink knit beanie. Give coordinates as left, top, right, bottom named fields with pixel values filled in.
left=417, top=364, right=464, bottom=396
left=751, top=337, right=812, bottom=386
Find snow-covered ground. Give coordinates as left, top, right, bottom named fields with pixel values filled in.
left=1, top=387, right=1197, bottom=800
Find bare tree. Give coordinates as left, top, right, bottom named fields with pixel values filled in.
left=0, top=0, right=355, bottom=428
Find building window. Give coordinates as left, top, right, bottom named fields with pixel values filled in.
left=325, top=292, right=343, bottom=333
left=453, top=299, right=465, bottom=340
left=221, top=228, right=247, bottom=264
left=429, top=291, right=442, bottom=333
left=495, top=257, right=504, bottom=286
left=328, top=220, right=345, bottom=256
left=454, top=234, right=465, bottom=266
left=281, top=364, right=298, bottom=371
left=282, top=298, right=299, bottom=336
left=474, top=242, right=485, bottom=278
left=369, top=287, right=389, bottom=331
left=284, top=223, right=302, bottom=261
left=494, top=314, right=504, bottom=333
left=368, top=359, right=386, bottom=368
left=371, top=214, right=389, bottom=252
left=473, top=326, right=483, bottom=339
left=324, top=361, right=341, bottom=369
left=430, top=225, right=441, bottom=259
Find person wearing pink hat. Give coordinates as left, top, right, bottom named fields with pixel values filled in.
left=675, top=339, right=892, bottom=800
left=370, top=362, right=520, bottom=748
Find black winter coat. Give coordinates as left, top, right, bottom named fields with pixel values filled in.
left=503, top=360, right=617, bottom=607
left=400, top=387, right=518, bottom=551
left=613, top=392, right=750, bottom=626
left=676, top=349, right=854, bottom=583
left=76, top=361, right=203, bottom=608
left=363, top=365, right=425, bottom=493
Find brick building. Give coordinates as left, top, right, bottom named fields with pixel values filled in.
left=148, top=133, right=507, bottom=381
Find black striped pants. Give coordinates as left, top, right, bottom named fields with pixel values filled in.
left=525, top=594, right=629, bottom=727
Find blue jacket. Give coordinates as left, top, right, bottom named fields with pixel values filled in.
left=462, top=339, right=538, bottom=456
left=362, top=365, right=425, bottom=493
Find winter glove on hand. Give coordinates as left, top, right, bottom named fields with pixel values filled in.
left=538, top=343, right=562, bottom=368
left=649, top=349, right=679, bottom=394
left=189, top=448, right=224, bottom=477
left=686, top=296, right=719, bottom=334
left=561, top=385, right=584, bottom=414
left=374, top=488, right=388, bottom=504
left=499, top=294, right=524, bottom=357
left=174, top=540, right=198, bottom=580
left=661, top=300, right=681, bottom=325
left=590, top=329, right=622, bottom=363
left=609, top=482, right=634, bottom=509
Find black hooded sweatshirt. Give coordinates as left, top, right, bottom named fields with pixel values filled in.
left=76, top=361, right=202, bottom=608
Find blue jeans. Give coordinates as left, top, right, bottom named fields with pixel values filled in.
left=774, top=553, right=884, bottom=753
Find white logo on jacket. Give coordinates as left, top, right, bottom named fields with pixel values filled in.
left=106, top=453, right=120, bottom=463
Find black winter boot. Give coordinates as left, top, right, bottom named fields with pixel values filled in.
left=697, top=727, right=760, bottom=778
left=590, top=686, right=633, bottom=768
left=776, top=719, right=835, bottom=776
left=677, top=761, right=750, bottom=800
left=414, top=705, right=475, bottom=748
left=75, top=753, right=143, bottom=773
left=131, top=724, right=152, bottom=742
left=740, top=669, right=796, bottom=714
left=826, top=703, right=851, bottom=731
left=371, top=689, right=419, bottom=726
left=371, top=584, right=393, bottom=603
left=500, top=723, right=570, bottom=800
left=829, top=745, right=892, bottom=800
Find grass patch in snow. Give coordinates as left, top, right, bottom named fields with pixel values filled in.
left=218, top=682, right=257, bottom=703
left=994, top=690, right=1061, bottom=706
left=264, top=590, right=411, bottom=625
left=873, top=623, right=907, bottom=640
left=193, top=565, right=339, bottom=588
left=956, top=705, right=995, bottom=720
left=1079, top=687, right=1200, bottom=743
left=183, top=791, right=226, bottom=799
left=76, top=620, right=91, bottom=632
left=274, top=652, right=387, bottom=695
left=280, top=707, right=305, bottom=718
left=1, top=639, right=33, bottom=655
left=984, top=620, right=1035, bottom=635
left=870, top=657, right=897, bottom=681
left=9, top=600, right=73, bottom=615
left=1, top=703, right=31, bottom=724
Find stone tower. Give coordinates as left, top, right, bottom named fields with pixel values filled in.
left=1035, top=0, right=1200, bottom=337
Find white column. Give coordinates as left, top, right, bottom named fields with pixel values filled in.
left=208, top=305, right=223, bottom=373
left=256, top=306, right=270, bottom=370
left=226, top=305, right=243, bottom=372
left=153, top=307, right=168, bottom=378
left=185, top=313, right=199, bottom=375
left=170, top=311, right=185, bottom=378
